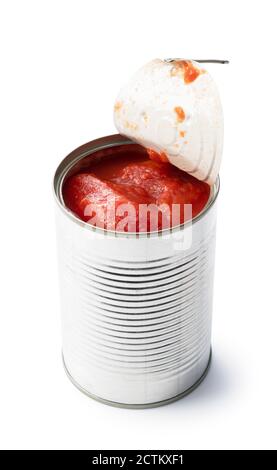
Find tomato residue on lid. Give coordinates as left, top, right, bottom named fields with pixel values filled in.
left=174, top=106, right=186, bottom=122
left=147, top=148, right=169, bottom=163
left=171, top=60, right=203, bottom=84
left=63, top=144, right=210, bottom=232
left=114, top=101, right=123, bottom=113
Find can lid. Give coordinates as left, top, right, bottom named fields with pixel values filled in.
left=114, top=58, right=226, bottom=185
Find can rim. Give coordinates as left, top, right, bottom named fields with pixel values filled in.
left=53, top=134, right=220, bottom=238
left=62, top=349, right=212, bottom=409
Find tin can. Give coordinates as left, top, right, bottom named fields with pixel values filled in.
left=53, top=134, right=219, bottom=408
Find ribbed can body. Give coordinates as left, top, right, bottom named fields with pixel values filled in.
left=54, top=135, right=218, bottom=407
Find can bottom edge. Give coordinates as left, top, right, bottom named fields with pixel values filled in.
left=62, top=349, right=212, bottom=410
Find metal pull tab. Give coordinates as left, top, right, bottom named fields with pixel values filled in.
left=194, top=59, right=229, bottom=64
left=164, top=58, right=229, bottom=64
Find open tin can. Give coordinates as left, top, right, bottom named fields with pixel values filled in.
left=53, top=134, right=219, bottom=408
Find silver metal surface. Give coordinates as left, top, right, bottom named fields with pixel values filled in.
left=164, top=58, right=229, bottom=64
left=54, top=134, right=219, bottom=407
left=193, top=59, right=229, bottom=64
left=62, top=350, right=212, bottom=409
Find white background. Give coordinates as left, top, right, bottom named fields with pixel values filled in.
left=0, top=0, right=276, bottom=451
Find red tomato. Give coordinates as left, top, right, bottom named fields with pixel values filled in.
left=63, top=146, right=210, bottom=232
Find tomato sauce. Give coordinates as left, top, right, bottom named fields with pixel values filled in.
left=63, top=144, right=210, bottom=232
left=171, top=60, right=203, bottom=84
